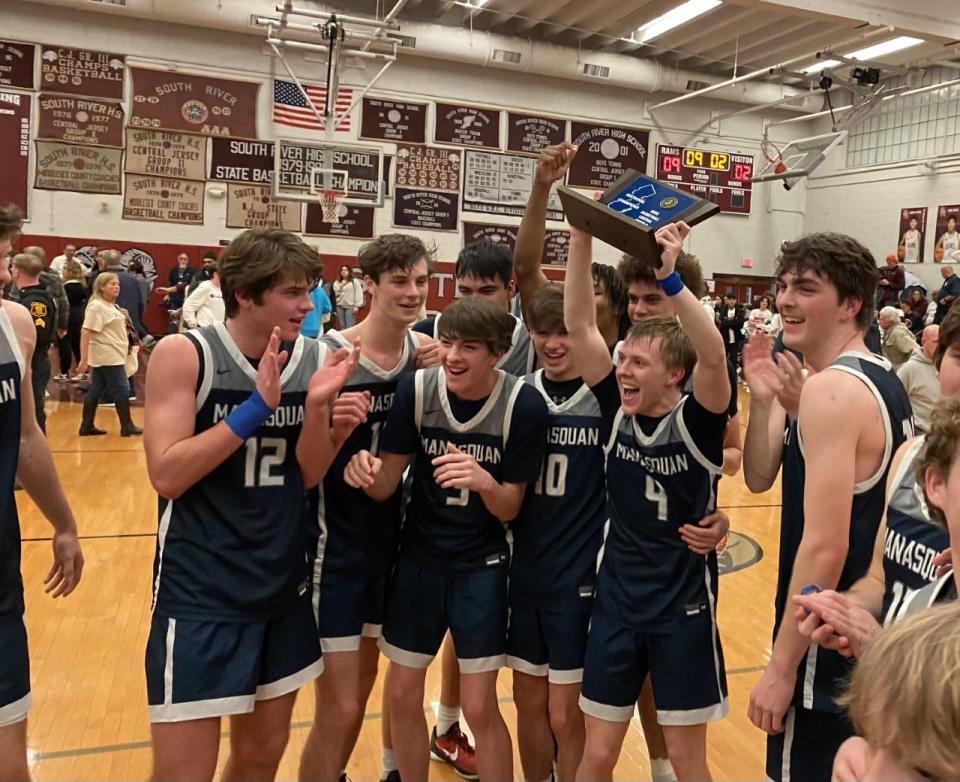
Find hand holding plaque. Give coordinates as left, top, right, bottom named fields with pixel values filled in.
left=558, top=170, right=719, bottom=265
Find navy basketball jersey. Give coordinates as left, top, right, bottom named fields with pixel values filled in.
left=151, top=323, right=327, bottom=621
left=434, top=311, right=534, bottom=377
left=0, top=307, right=24, bottom=617
left=598, top=397, right=724, bottom=630
left=511, top=371, right=606, bottom=609
left=316, top=329, right=418, bottom=578
left=885, top=571, right=956, bottom=625
left=881, top=436, right=950, bottom=623
left=776, top=351, right=914, bottom=712
left=400, top=367, right=527, bottom=569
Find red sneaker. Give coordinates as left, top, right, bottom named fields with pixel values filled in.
left=430, top=722, right=478, bottom=779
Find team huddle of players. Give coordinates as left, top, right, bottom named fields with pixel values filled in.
left=2, top=140, right=960, bottom=782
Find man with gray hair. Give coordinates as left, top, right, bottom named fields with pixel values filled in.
left=878, top=305, right=917, bottom=370
left=897, top=324, right=940, bottom=432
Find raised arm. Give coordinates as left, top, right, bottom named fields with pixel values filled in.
left=742, top=333, right=788, bottom=492
left=515, top=143, right=576, bottom=321
left=563, top=228, right=615, bottom=386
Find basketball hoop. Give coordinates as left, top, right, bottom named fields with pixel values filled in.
left=309, top=166, right=349, bottom=223
left=317, top=188, right=344, bottom=224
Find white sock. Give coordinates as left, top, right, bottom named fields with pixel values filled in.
left=651, top=757, right=677, bottom=782
left=381, top=747, right=398, bottom=775
left=436, top=703, right=461, bottom=735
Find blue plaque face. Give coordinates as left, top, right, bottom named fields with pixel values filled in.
left=604, top=175, right=699, bottom=229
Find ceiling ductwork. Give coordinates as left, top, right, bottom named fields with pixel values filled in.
left=21, top=0, right=823, bottom=112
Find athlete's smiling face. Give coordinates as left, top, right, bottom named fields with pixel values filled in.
left=615, top=336, right=684, bottom=415
left=456, top=274, right=513, bottom=313
left=627, top=281, right=672, bottom=323
left=776, top=268, right=860, bottom=355
left=369, top=258, right=429, bottom=325
left=248, top=275, right=315, bottom=342
left=530, top=327, right=575, bottom=380
left=440, top=336, right=501, bottom=399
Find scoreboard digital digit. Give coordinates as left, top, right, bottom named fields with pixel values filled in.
left=655, top=144, right=754, bottom=215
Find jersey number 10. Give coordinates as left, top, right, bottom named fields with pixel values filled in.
left=534, top=454, right=568, bottom=497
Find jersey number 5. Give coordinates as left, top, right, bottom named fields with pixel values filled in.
left=244, top=437, right=286, bottom=488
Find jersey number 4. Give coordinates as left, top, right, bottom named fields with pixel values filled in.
left=244, top=437, right=286, bottom=487
left=645, top=476, right=668, bottom=521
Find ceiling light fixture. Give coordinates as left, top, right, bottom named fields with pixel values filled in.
left=801, top=36, right=924, bottom=75
left=632, top=0, right=722, bottom=45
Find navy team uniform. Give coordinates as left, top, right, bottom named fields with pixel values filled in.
left=507, top=370, right=613, bottom=683
left=768, top=352, right=913, bottom=782
left=0, top=307, right=31, bottom=728
left=413, top=313, right=534, bottom=377
left=378, top=367, right=547, bottom=671
left=880, top=436, right=950, bottom=624
left=887, top=571, right=956, bottom=623
left=313, top=329, right=418, bottom=651
left=146, top=323, right=326, bottom=722
left=580, top=372, right=729, bottom=724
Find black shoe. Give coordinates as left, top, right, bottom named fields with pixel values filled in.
left=381, top=771, right=401, bottom=782
left=116, top=398, right=143, bottom=436
left=79, top=399, right=107, bottom=436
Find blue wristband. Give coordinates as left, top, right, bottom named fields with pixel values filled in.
left=225, top=390, right=274, bottom=440
left=657, top=271, right=684, bottom=297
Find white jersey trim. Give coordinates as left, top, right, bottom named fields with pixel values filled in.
left=0, top=692, right=31, bottom=728
left=326, top=329, right=414, bottom=381
left=192, top=330, right=214, bottom=412
left=630, top=397, right=684, bottom=447
left=150, top=501, right=174, bottom=614
left=211, top=322, right=309, bottom=387
left=0, top=306, right=25, bottom=379
left=886, top=436, right=924, bottom=505
left=437, top=368, right=506, bottom=433
left=674, top=396, right=725, bottom=475
left=532, top=369, right=592, bottom=414
left=502, top=377, right=525, bottom=450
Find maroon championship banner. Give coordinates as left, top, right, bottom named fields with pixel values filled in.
left=209, top=138, right=274, bottom=183
left=934, top=204, right=960, bottom=263
left=506, top=112, right=566, bottom=155
left=360, top=97, right=427, bottom=143
left=394, top=144, right=461, bottom=192
left=434, top=102, right=501, bottom=149
left=0, top=41, right=36, bottom=90
left=123, top=175, right=205, bottom=225
left=34, top=141, right=122, bottom=194
left=40, top=46, right=124, bottom=100
left=393, top=188, right=459, bottom=231
left=37, top=94, right=124, bottom=147
left=462, top=221, right=570, bottom=266
left=129, top=67, right=259, bottom=138
left=225, top=184, right=302, bottom=231
left=568, top=122, right=649, bottom=189
left=304, top=203, right=375, bottom=238
left=897, top=206, right=928, bottom=263
left=0, top=90, right=31, bottom=219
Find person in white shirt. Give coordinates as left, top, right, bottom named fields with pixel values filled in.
left=332, top=264, right=365, bottom=328
left=180, top=270, right=224, bottom=329
left=50, top=244, right=76, bottom=278
left=744, top=295, right=775, bottom=338
left=900, top=217, right=922, bottom=263
left=936, top=216, right=960, bottom=263
left=896, top=324, right=940, bottom=432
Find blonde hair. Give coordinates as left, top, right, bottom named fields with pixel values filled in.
left=623, top=316, right=696, bottom=382
left=12, top=252, right=42, bottom=277
left=63, top=259, right=85, bottom=282
left=837, top=602, right=960, bottom=780
left=92, top=272, right=119, bottom=300
left=917, top=395, right=960, bottom=526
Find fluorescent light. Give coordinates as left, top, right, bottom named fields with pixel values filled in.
left=633, top=0, right=722, bottom=44
left=801, top=36, right=924, bottom=75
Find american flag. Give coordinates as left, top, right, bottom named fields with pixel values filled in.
left=272, top=79, right=353, bottom=131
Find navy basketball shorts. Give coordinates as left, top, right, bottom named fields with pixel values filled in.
left=579, top=609, right=728, bottom=725
left=379, top=553, right=508, bottom=673
left=766, top=705, right=854, bottom=782
left=506, top=601, right=591, bottom=684
left=314, top=569, right=389, bottom=653
left=145, top=597, right=322, bottom=723
left=0, top=614, right=31, bottom=727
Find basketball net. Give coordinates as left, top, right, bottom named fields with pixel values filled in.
left=318, top=188, right=343, bottom=224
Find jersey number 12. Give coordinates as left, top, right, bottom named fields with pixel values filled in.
left=244, top=437, right=286, bottom=487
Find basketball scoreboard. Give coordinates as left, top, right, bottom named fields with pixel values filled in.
left=655, top=144, right=754, bottom=215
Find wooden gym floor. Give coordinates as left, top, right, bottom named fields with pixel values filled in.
left=16, top=384, right=779, bottom=781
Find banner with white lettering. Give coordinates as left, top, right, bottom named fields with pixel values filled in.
left=40, top=46, right=125, bottom=100
left=209, top=138, right=275, bottom=183
left=0, top=90, right=31, bottom=218
left=37, top=94, right=124, bottom=147
left=34, top=141, right=122, bottom=193
left=0, top=41, right=36, bottom=90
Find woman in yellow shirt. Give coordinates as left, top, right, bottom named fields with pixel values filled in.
left=77, top=273, right=141, bottom=437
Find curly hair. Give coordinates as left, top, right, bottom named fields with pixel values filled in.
left=618, top=251, right=707, bottom=298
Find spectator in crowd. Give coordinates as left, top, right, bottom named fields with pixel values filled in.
left=901, top=264, right=926, bottom=301
left=745, top=295, right=775, bottom=338
left=832, top=602, right=960, bottom=782
left=158, top=252, right=194, bottom=333
left=49, top=243, right=76, bottom=278
left=878, top=305, right=917, bottom=370
left=87, top=247, right=110, bottom=291
left=900, top=299, right=924, bottom=337
left=102, top=250, right=145, bottom=339
left=127, top=260, right=152, bottom=310
left=935, top=265, right=960, bottom=324
left=300, top=278, right=332, bottom=339
left=186, top=250, right=217, bottom=295
left=22, top=246, right=68, bottom=336
left=180, top=268, right=224, bottom=330
left=718, top=291, right=746, bottom=370
left=10, top=253, right=56, bottom=432
left=332, top=263, right=364, bottom=328
left=877, top=253, right=905, bottom=307
left=63, top=259, right=89, bottom=381
left=897, top=324, right=940, bottom=432
left=906, top=287, right=928, bottom=318
left=77, top=273, right=141, bottom=437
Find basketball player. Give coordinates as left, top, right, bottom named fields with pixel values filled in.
left=900, top=216, right=922, bottom=263
left=788, top=303, right=960, bottom=657
left=414, top=240, right=534, bottom=376
left=507, top=284, right=608, bottom=782
left=299, top=234, right=434, bottom=782
left=741, top=233, right=913, bottom=782
left=0, top=204, right=84, bottom=782
left=936, top=215, right=960, bottom=263
left=143, top=228, right=360, bottom=782
left=345, top=296, right=549, bottom=782
left=566, top=222, right=731, bottom=782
